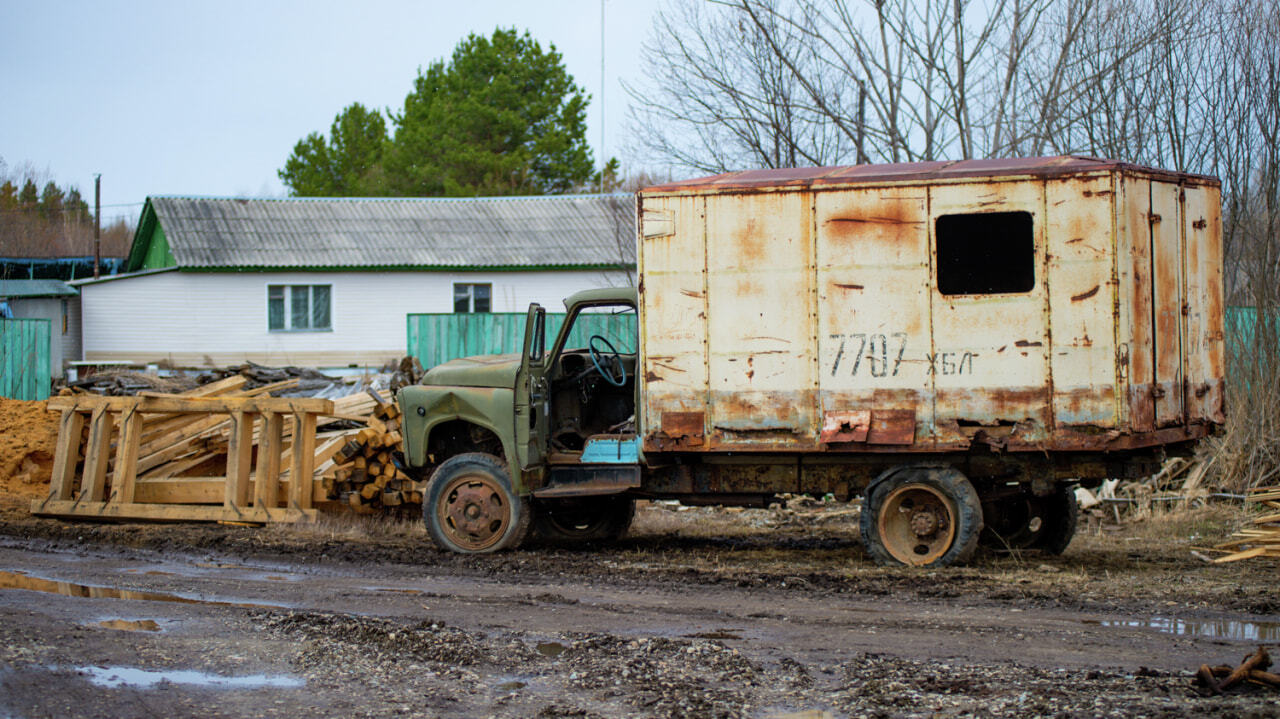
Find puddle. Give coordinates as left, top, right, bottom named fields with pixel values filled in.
left=536, top=642, right=566, bottom=657
left=1085, top=616, right=1280, bottom=642
left=97, top=619, right=161, bottom=632
left=75, top=665, right=303, bottom=690
left=0, top=570, right=288, bottom=610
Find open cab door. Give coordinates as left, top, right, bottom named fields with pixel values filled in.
left=516, top=303, right=550, bottom=471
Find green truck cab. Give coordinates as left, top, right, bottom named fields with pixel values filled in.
left=398, top=287, right=641, bottom=554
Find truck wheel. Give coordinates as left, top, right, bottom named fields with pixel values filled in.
left=860, top=466, right=983, bottom=567
left=1032, top=487, right=1078, bottom=555
left=423, top=453, right=532, bottom=553
left=980, top=486, right=1078, bottom=555
left=534, top=496, right=635, bottom=542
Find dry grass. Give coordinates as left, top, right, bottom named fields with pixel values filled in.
left=262, top=509, right=426, bottom=544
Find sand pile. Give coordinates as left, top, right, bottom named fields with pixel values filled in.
left=0, top=398, right=59, bottom=500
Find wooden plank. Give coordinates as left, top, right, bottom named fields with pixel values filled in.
left=47, top=395, right=332, bottom=414
left=30, top=499, right=317, bottom=524
left=46, top=409, right=86, bottom=504
left=289, top=412, right=317, bottom=511
left=136, top=415, right=231, bottom=472
left=254, top=412, right=283, bottom=509
left=110, top=400, right=144, bottom=504
left=1214, top=547, right=1269, bottom=563
left=139, top=451, right=217, bottom=480
left=224, top=410, right=255, bottom=509
left=80, top=404, right=115, bottom=503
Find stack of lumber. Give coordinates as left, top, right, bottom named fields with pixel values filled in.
left=322, top=390, right=423, bottom=513
left=1210, top=486, right=1280, bottom=562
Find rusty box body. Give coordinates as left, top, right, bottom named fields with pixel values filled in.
left=636, top=157, right=1224, bottom=464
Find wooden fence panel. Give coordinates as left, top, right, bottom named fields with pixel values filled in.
left=0, top=318, right=51, bottom=401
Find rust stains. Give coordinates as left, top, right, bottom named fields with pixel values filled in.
left=1071, top=285, right=1100, bottom=302
left=819, top=410, right=870, bottom=443
left=833, top=283, right=865, bottom=290
left=680, top=289, right=704, bottom=299
left=867, top=409, right=916, bottom=445
left=1014, top=340, right=1043, bottom=347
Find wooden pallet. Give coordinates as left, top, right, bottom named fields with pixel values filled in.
left=31, top=394, right=334, bottom=524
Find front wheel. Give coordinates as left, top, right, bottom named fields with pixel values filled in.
left=860, top=466, right=984, bottom=567
left=423, top=453, right=532, bottom=553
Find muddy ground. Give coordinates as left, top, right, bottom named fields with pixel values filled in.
left=1, top=496, right=1279, bottom=718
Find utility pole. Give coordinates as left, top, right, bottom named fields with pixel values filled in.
left=93, top=174, right=101, bottom=279
left=599, top=0, right=606, bottom=191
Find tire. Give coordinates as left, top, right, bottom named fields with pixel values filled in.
left=422, top=453, right=532, bottom=554
left=859, top=466, right=984, bottom=568
left=533, top=496, right=636, bottom=543
left=980, top=485, right=1078, bottom=555
left=1032, top=486, right=1078, bottom=555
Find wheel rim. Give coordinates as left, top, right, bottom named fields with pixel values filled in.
left=437, top=473, right=510, bottom=551
left=878, top=484, right=957, bottom=565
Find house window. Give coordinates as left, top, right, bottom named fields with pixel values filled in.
left=453, top=283, right=491, bottom=313
left=268, top=285, right=331, bottom=331
left=935, top=211, right=1035, bottom=295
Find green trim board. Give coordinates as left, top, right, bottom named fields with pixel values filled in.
left=185, top=263, right=633, bottom=273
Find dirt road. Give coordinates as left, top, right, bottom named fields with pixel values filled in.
left=1, top=500, right=1277, bottom=718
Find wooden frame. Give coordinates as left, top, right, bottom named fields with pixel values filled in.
left=32, top=395, right=334, bottom=524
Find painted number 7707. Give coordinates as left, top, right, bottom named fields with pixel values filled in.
left=829, top=333, right=907, bottom=377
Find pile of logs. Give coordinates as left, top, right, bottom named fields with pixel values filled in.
left=324, top=392, right=425, bottom=513
left=1210, top=486, right=1280, bottom=562
left=1196, top=647, right=1280, bottom=694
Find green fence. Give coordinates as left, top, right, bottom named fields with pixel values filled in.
left=0, top=318, right=51, bottom=401
left=407, top=312, right=637, bottom=369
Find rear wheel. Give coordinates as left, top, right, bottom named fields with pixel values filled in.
left=980, top=485, right=1078, bottom=554
left=534, top=496, right=635, bottom=542
left=423, top=453, right=532, bottom=553
left=860, top=466, right=984, bottom=567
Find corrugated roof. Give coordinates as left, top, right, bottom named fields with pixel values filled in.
left=0, top=279, right=78, bottom=298
left=147, top=194, right=636, bottom=270
left=641, top=156, right=1220, bottom=194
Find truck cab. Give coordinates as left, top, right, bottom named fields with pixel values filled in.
left=398, top=288, right=640, bottom=553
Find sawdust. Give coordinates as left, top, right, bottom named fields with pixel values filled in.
left=0, top=398, right=59, bottom=500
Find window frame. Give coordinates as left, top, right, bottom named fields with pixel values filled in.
left=452, top=282, right=493, bottom=313
left=267, top=283, right=333, bottom=332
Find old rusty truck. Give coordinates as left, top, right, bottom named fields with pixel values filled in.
left=397, top=156, right=1225, bottom=567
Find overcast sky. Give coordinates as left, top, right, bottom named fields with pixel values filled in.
left=0, top=0, right=662, bottom=224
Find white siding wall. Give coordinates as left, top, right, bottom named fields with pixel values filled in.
left=79, top=269, right=632, bottom=368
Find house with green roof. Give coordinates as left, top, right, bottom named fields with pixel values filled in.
left=72, top=194, right=635, bottom=369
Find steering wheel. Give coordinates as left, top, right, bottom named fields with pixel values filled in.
left=587, top=335, right=627, bottom=387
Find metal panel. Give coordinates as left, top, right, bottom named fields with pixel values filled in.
left=1150, top=182, right=1185, bottom=426
left=814, top=186, right=932, bottom=445
left=0, top=318, right=51, bottom=401
left=704, top=192, right=815, bottom=443
left=928, top=181, right=1050, bottom=448
left=405, top=312, right=636, bottom=369
left=1182, top=184, right=1226, bottom=423
left=638, top=195, right=709, bottom=448
left=1118, top=176, right=1155, bottom=431
left=1046, top=176, right=1119, bottom=427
